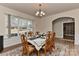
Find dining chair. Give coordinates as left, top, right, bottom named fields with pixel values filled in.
left=48, top=32, right=55, bottom=49
left=51, top=32, right=56, bottom=49
left=43, top=38, right=52, bottom=55
left=20, top=34, right=34, bottom=56
left=47, top=31, right=52, bottom=39
left=28, top=31, right=34, bottom=37
left=41, top=33, right=53, bottom=55
left=35, top=31, right=40, bottom=35
left=42, top=32, right=56, bottom=55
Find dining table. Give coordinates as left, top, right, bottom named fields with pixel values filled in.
left=27, top=36, right=46, bottom=55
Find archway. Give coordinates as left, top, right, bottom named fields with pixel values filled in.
left=52, top=17, right=75, bottom=43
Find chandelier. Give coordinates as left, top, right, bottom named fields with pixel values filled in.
left=35, top=4, right=46, bottom=17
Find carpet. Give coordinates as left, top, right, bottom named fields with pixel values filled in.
left=0, top=43, right=68, bottom=56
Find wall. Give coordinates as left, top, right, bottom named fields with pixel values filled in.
left=53, top=19, right=63, bottom=38
left=0, top=5, right=38, bottom=48
left=0, top=5, right=38, bottom=35
left=36, top=8, right=79, bottom=45
left=53, top=18, right=74, bottom=38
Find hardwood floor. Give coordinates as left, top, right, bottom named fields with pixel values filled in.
left=2, top=43, right=22, bottom=53
left=56, top=38, right=79, bottom=56
left=1, top=38, right=79, bottom=56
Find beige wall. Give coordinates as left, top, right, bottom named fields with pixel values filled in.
left=0, top=5, right=38, bottom=35
left=36, top=8, right=79, bottom=45
left=53, top=18, right=74, bottom=38
left=0, top=5, right=38, bottom=48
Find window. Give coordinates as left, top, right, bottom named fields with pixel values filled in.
left=4, top=15, right=33, bottom=38
left=10, top=16, right=18, bottom=37
left=19, top=18, right=28, bottom=34
left=27, top=21, right=32, bottom=30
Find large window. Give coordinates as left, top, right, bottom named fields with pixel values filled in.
left=10, top=16, right=18, bottom=37
left=4, top=15, right=33, bottom=38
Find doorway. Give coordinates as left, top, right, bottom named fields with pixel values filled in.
left=52, top=17, right=75, bottom=43
left=63, top=22, right=75, bottom=40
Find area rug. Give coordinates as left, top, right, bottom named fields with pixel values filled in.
left=0, top=43, right=69, bottom=56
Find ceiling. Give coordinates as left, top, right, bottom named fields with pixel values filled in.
left=0, top=3, right=79, bottom=17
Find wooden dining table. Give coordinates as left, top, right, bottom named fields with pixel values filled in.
left=27, top=36, right=46, bottom=55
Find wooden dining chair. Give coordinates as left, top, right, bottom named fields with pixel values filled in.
left=28, top=31, right=34, bottom=37
left=51, top=32, right=56, bottom=49
left=46, top=31, right=52, bottom=39
left=43, top=39, right=52, bottom=55
left=42, top=32, right=56, bottom=55
left=20, top=34, right=34, bottom=56
left=35, top=31, right=40, bottom=35
left=48, top=32, right=56, bottom=49
left=42, top=34, right=53, bottom=55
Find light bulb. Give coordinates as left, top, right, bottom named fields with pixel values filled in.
left=35, top=10, right=46, bottom=17
left=43, top=12, right=45, bottom=15
left=35, top=11, right=39, bottom=16
left=41, top=11, right=43, bottom=14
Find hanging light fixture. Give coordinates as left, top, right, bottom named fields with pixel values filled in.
left=35, top=4, right=46, bottom=17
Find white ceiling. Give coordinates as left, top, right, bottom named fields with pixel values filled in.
left=0, top=3, right=79, bottom=17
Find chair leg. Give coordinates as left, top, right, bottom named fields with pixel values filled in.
left=22, top=52, right=24, bottom=56
left=50, top=47, right=52, bottom=54
left=37, top=51, right=39, bottom=56
left=44, top=49, right=46, bottom=56
left=27, top=52, right=29, bottom=56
